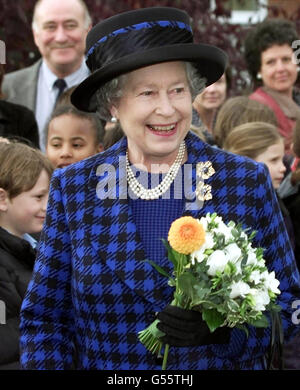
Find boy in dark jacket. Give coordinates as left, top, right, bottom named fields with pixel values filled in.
left=0, top=142, right=53, bottom=369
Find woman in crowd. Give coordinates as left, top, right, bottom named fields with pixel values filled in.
left=244, top=18, right=300, bottom=156
left=192, top=67, right=230, bottom=144
left=19, top=7, right=300, bottom=370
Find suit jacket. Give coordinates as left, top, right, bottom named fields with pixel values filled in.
left=20, top=132, right=300, bottom=370
left=2, top=60, right=41, bottom=112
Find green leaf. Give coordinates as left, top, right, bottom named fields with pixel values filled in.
left=144, top=259, right=172, bottom=279
left=249, top=314, right=270, bottom=328
left=249, top=230, right=257, bottom=241
left=227, top=299, right=240, bottom=312
left=241, top=254, right=248, bottom=268
left=177, top=272, right=197, bottom=298
left=193, top=285, right=211, bottom=301
left=162, top=239, right=189, bottom=270
left=269, top=304, right=282, bottom=313
left=202, top=309, right=224, bottom=332
left=236, top=324, right=249, bottom=337
left=174, top=292, right=186, bottom=307
left=162, top=239, right=178, bottom=269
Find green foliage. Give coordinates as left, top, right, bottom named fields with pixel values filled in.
left=202, top=309, right=224, bottom=332
left=138, top=212, right=281, bottom=369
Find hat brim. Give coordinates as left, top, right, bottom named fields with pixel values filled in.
left=71, top=43, right=227, bottom=112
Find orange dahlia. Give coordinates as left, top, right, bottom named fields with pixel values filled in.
left=168, top=216, right=206, bottom=255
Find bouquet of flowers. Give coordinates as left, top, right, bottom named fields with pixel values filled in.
left=138, top=213, right=281, bottom=370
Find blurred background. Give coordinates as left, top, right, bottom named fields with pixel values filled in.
left=1, top=0, right=300, bottom=96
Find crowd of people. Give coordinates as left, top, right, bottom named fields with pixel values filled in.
left=0, top=0, right=300, bottom=371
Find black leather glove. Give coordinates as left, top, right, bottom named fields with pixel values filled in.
left=156, top=305, right=230, bottom=347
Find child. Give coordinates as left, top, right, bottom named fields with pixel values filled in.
left=45, top=105, right=104, bottom=169
left=277, top=118, right=300, bottom=198
left=0, top=142, right=53, bottom=369
left=279, top=118, right=300, bottom=369
left=281, top=119, right=300, bottom=269
left=214, top=96, right=278, bottom=148
left=223, top=121, right=294, bottom=249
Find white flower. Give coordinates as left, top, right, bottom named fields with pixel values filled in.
left=229, top=281, right=251, bottom=299
left=206, top=250, right=229, bottom=276
left=225, top=243, right=242, bottom=263
left=190, top=231, right=214, bottom=264
left=249, top=288, right=270, bottom=311
left=199, top=216, right=208, bottom=231
left=246, top=249, right=258, bottom=266
left=214, top=216, right=224, bottom=224
left=222, top=243, right=242, bottom=274
left=213, top=221, right=232, bottom=242
left=249, top=270, right=262, bottom=285
left=261, top=271, right=281, bottom=294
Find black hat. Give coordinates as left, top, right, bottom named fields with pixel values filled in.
left=71, top=7, right=228, bottom=112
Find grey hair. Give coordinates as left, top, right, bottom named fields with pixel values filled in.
left=95, top=61, right=206, bottom=121
left=32, top=0, right=92, bottom=31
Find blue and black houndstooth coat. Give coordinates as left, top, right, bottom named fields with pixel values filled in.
left=20, top=132, right=300, bottom=369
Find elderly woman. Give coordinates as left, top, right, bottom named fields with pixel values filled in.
left=20, top=7, right=300, bottom=370
left=244, top=18, right=300, bottom=155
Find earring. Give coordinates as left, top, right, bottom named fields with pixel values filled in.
left=297, top=67, right=300, bottom=72
left=257, top=73, right=262, bottom=80
left=111, top=116, right=118, bottom=123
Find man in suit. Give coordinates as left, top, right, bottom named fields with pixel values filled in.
left=2, top=0, right=91, bottom=150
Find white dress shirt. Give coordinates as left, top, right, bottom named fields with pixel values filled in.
left=35, top=60, right=90, bottom=151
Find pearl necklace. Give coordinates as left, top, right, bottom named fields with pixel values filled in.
left=126, top=141, right=186, bottom=200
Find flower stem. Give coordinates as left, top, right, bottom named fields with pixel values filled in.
left=162, top=344, right=169, bottom=370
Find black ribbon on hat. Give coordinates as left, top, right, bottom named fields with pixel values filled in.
left=86, top=22, right=193, bottom=73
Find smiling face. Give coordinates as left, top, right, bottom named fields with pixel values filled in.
left=46, top=113, right=103, bottom=168
left=32, top=0, right=90, bottom=77
left=255, top=139, right=286, bottom=189
left=260, top=44, right=298, bottom=97
left=0, top=169, right=50, bottom=237
left=110, top=61, right=192, bottom=168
